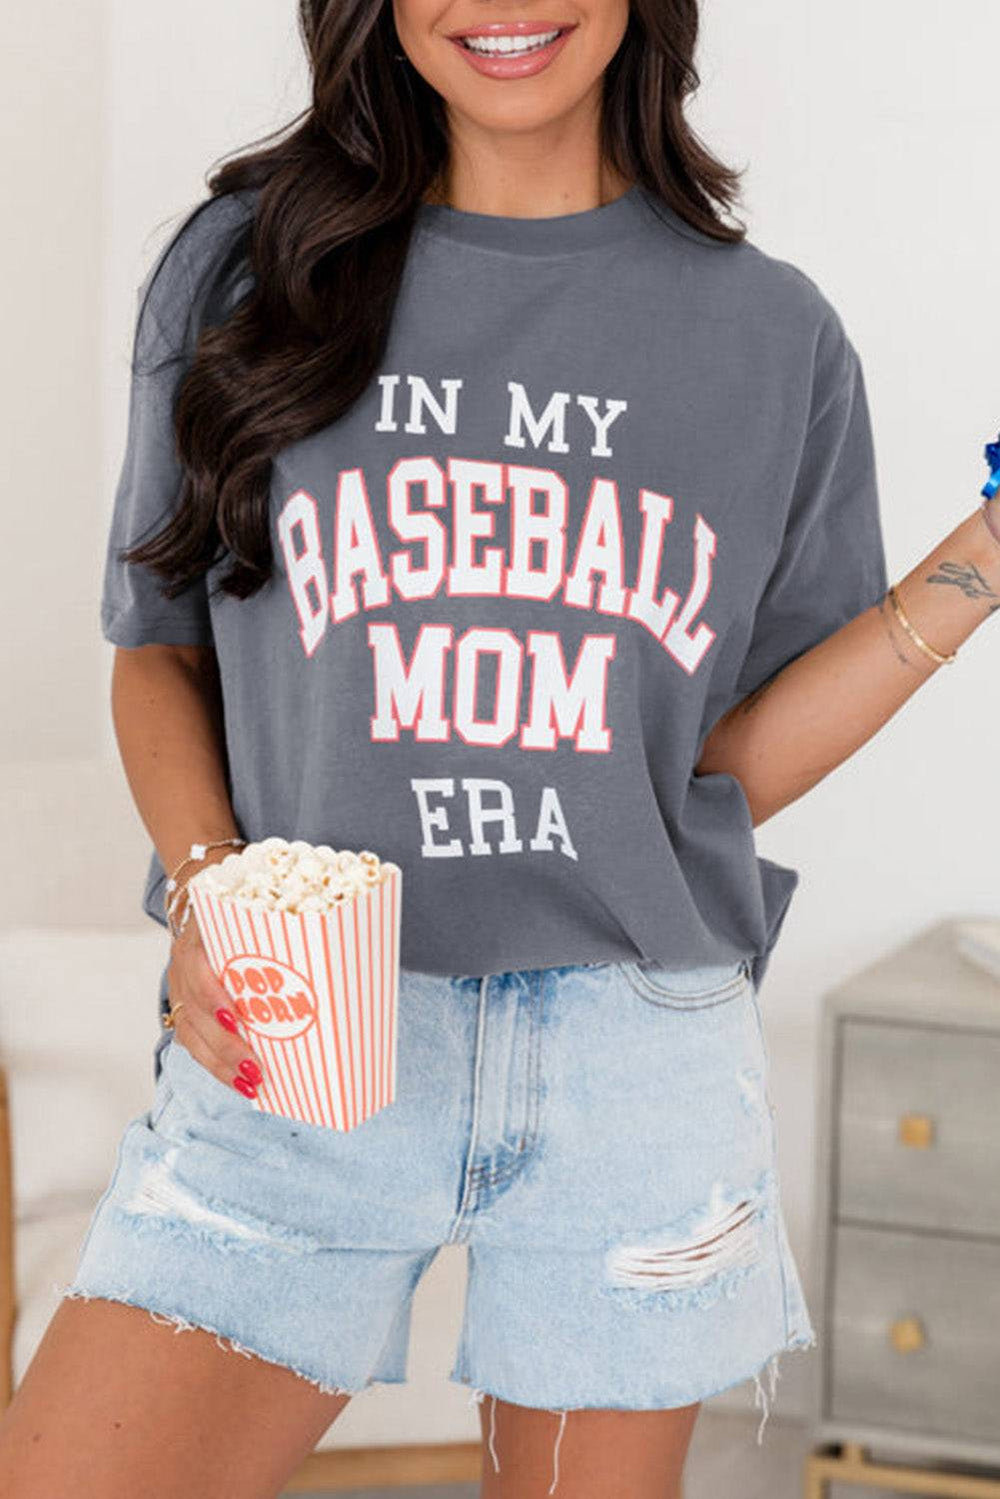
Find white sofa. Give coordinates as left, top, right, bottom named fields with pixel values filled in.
left=0, top=927, right=485, bottom=1489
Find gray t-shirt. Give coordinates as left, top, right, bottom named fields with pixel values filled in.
left=103, top=183, right=887, bottom=1000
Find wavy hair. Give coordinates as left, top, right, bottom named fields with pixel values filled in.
left=122, top=0, right=747, bottom=606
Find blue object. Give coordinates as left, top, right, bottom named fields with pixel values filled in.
left=983, top=434, right=1000, bottom=499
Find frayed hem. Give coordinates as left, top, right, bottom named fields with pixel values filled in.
left=452, top=1327, right=817, bottom=1471
left=750, top=1351, right=780, bottom=1444
left=466, top=1385, right=569, bottom=1497
left=449, top=1325, right=815, bottom=1427
left=56, top=1281, right=363, bottom=1401
left=749, top=1329, right=817, bottom=1445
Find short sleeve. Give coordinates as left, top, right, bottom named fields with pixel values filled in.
left=99, top=227, right=214, bottom=647
left=732, top=319, right=888, bottom=701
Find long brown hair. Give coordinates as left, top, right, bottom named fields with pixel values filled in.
left=122, top=0, right=747, bottom=607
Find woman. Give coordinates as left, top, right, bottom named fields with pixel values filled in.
left=3, top=0, right=998, bottom=1494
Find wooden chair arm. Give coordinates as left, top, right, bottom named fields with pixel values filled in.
left=0, top=1065, right=14, bottom=1410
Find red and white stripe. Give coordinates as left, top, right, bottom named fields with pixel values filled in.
left=188, top=865, right=401, bottom=1131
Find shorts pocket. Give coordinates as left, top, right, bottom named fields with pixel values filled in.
left=167, top=1034, right=257, bottom=1113
left=149, top=1061, right=180, bottom=1131
left=159, top=1035, right=293, bottom=1163
left=614, top=956, right=751, bottom=1010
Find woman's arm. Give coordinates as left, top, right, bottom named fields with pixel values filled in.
left=110, top=642, right=267, bottom=1096
left=110, top=643, right=242, bottom=878
left=695, top=502, right=1000, bottom=827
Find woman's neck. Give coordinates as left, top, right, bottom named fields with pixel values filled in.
left=420, top=157, right=635, bottom=216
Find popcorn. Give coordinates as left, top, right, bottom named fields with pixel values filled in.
left=191, top=837, right=399, bottom=916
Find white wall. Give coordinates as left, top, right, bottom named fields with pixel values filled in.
left=694, top=0, right=1000, bottom=1402
left=5, top=0, right=1000, bottom=1422
left=1, top=3, right=105, bottom=761
left=0, top=1, right=307, bottom=931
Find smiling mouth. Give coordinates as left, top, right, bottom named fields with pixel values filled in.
left=455, top=26, right=569, bottom=54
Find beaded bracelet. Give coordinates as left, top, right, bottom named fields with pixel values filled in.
left=165, top=881, right=196, bottom=939
left=164, top=837, right=247, bottom=938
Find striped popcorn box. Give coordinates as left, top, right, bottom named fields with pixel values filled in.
left=186, top=845, right=402, bottom=1131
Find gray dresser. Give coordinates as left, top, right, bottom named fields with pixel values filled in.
left=808, top=916, right=1000, bottom=1493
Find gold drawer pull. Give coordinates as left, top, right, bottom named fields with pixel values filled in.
left=889, top=1316, right=926, bottom=1354
left=898, top=1113, right=934, bottom=1149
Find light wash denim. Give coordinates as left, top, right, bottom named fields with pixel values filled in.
left=61, top=956, right=815, bottom=1493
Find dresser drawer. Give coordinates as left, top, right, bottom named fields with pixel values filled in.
left=836, top=1019, right=1000, bottom=1236
left=828, top=1223, right=1000, bottom=1444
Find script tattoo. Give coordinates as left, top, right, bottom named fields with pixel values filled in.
left=926, top=560, right=1000, bottom=612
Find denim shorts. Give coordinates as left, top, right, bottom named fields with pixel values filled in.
left=61, top=956, right=815, bottom=1491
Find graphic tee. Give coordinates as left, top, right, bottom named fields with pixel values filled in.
left=101, top=182, right=888, bottom=997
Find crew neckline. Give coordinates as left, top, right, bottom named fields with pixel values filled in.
left=413, top=181, right=653, bottom=257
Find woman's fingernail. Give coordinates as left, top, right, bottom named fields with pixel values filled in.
left=233, top=1076, right=257, bottom=1099
left=239, top=1058, right=263, bottom=1085
left=215, top=1008, right=239, bottom=1034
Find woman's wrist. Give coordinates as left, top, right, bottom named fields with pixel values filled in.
left=166, top=839, right=246, bottom=938
left=980, top=494, right=1000, bottom=558
left=885, top=503, right=1000, bottom=673
left=959, top=498, right=1000, bottom=594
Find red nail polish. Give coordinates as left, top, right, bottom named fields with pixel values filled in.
left=216, top=1008, right=239, bottom=1034
left=239, top=1058, right=263, bottom=1085
left=233, top=1076, right=257, bottom=1099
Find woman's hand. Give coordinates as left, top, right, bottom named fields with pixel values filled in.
left=166, top=891, right=265, bottom=1099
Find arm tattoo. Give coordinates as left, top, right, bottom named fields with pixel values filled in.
left=739, top=572, right=970, bottom=710
left=926, top=559, right=1000, bottom=611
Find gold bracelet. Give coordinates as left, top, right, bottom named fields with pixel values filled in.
left=887, top=584, right=957, bottom=666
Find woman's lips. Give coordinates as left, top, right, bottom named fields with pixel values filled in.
left=447, top=23, right=575, bottom=80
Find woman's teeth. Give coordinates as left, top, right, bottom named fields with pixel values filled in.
left=460, top=28, right=561, bottom=54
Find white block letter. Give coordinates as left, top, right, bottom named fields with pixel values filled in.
left=564, top=477, right=627, bottom=615
left=520, top=631, right=616, bottom=753
left=277, top=488, right=329, bottom=657
left=504, top=382, right=570, bottom=453
left=530, top=786, right=578, bottom=860
left=626, top=488, right=679, bottom=640
left=662, top=512, right=718, bottom=674
left=404, top=376, right=463, bottom=435
left=368, top=622, right=451, bottom=741
left=461, top=778, right=523, bottom=856
left=453, top=627, right=523, bottom=748
left=374, top=374, right=399, bottom=432
left=411, top=778, right=463, bottom=857
left=330, top=468, right=390, bottom=622
left=387, top=455, right=446, bottom=601
left=575, top=394, right=628, bottom=458
left=506, top=465, right=567, bottom=601
left=447, top=458, right=505, bottom=595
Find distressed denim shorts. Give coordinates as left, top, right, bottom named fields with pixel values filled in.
left=61, top=956, right=815, bottom=1489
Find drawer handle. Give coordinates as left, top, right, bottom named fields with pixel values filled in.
left=889, top=1315, right=926, bottom=1354
left=898, top=1113, right=935, bottom=1149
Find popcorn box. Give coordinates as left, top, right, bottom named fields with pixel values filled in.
left=186, top=844, right=402, bottom=1131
